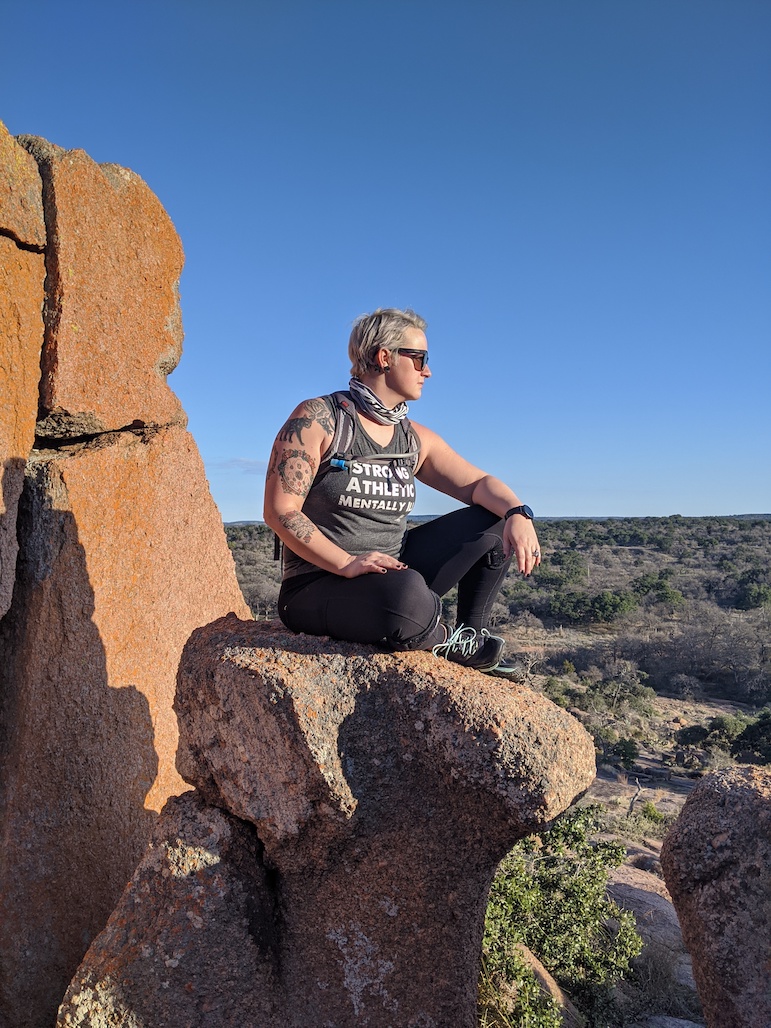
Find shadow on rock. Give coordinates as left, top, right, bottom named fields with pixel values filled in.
left=0, top=467, right=158, bottom=1028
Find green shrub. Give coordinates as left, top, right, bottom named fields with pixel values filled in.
left=731, top=709, right=771, bottom=763
left=640, top=800, right=665, bottom=824
left=478, top=949, right=561, bottom=1027
left=543, top=677, right=571, bottom=708
left=613, top=738, right=640, bottom=769
left=481, top=806, right=643, bottom=1026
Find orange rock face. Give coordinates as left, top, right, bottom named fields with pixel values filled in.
left=1, top=128, right=250, bottom=1027
left=0, top=425, right=250, bottom=1023
left=21, top=138, right=185, bottom=437
left=0, top=126, right=45, bottom=617
left=26, top=424, right=250, bottom=808
left=0, top=120, right=45, bottom=246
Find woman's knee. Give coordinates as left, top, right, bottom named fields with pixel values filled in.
left=379, top=569, right=441, bottom=649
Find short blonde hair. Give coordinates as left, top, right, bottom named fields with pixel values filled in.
left=348, top=308, right=427, bottom=377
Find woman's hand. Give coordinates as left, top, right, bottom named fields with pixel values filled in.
left=504, top=514, right=542, bottom=577
left=340, top=552, right=408, bottom=578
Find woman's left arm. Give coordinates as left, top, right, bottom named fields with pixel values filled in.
left=413, top=422, right=541, bottom=577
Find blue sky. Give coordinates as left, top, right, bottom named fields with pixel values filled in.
left=3, top=0, right=769, bottom=519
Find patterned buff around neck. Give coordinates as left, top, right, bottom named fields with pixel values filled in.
left=348, top=377, right=409, bottom=425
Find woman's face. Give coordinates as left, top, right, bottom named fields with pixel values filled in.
left=384, top=327, right=431, bottom=401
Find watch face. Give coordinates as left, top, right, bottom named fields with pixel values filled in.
left=521, top=505, right=534, bottom=519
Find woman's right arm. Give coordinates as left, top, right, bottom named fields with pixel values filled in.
left=263, top=398, right=406, bottom=578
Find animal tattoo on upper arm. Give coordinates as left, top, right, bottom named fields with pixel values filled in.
left=277, top=398, right=335, bottom=444
left=278, top=415, right=312, bottom=444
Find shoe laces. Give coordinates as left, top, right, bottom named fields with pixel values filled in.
left=432, top=624, right=479, bottom=659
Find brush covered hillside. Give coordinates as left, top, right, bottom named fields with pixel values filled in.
left=226, top=515, right=771, bottom=778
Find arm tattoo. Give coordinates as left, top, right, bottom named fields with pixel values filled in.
left=278, top=510, right=315, bottom=545
left=278, top=415, right=313, bottom=444
left=275, top=448, right=316, bottom=496
left=305, top=398, right=335, bottom=435
left=277, top=399, right=335, bottom=444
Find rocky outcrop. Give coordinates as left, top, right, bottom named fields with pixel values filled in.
left=16, top=135, right=186, bottom=439
left=661, top=766, right=771, bottom=1028
left=57, top=792, right=280, bottom=1027
left=57, top=617, right=597, bottom=1027
left=0, top=125, right=250, bottom=1027
left=0, top=122, right=45, bottom=617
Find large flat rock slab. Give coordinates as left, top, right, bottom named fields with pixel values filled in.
left=0, top=120, right=45, bottom=247
left=19, top=136, right=185, bottom=438
left=176, top=618, right=596, bottom=861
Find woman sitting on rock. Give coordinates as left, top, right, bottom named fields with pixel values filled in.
left=263, top=307, right=540, bottom=673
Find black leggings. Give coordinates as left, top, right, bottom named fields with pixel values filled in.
left=277, top=505, right=511, bottom=651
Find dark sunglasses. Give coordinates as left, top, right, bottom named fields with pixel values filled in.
left=397, top=348, right=429, bottom=371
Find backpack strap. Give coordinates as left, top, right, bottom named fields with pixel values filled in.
left=321, top=391, right=421, bottom=473
left=403, top=421, right=420, bottom=472
left=320, top=391, right=357, bottom=473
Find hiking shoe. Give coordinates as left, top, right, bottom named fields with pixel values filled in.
left=432, top=625, right=504, bottom=672
left=487, top=655, right=526, bottom=679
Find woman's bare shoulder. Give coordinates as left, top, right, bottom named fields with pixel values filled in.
left=408, top=419, right=442, bottom=446
left=277, top=396, right=336, bottom=444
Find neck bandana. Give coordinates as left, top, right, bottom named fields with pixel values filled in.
left=348, top=377, right=408, bottom=425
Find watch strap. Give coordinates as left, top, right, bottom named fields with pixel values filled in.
left=504, top=505, right=534, bottom=521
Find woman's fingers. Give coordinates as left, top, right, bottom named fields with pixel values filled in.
left=505, top=523, right=541, bottom=576
left=342, top=552, right=408, bottom=578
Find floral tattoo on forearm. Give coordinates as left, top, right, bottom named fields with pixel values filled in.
left=277, top=398, right=335, bottom=444
left=278, top=510, right=315, bottom=545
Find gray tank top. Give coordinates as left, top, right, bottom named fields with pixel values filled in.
left=282, top=401, right=419, bottom=580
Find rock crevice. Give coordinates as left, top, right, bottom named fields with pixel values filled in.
left=0, top=226, right=45, bottom=251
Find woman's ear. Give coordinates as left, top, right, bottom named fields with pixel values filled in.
left=377, top=347, right=392, bottom=373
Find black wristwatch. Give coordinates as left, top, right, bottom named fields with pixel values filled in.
left=505, top=504, right=534, bottom=521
